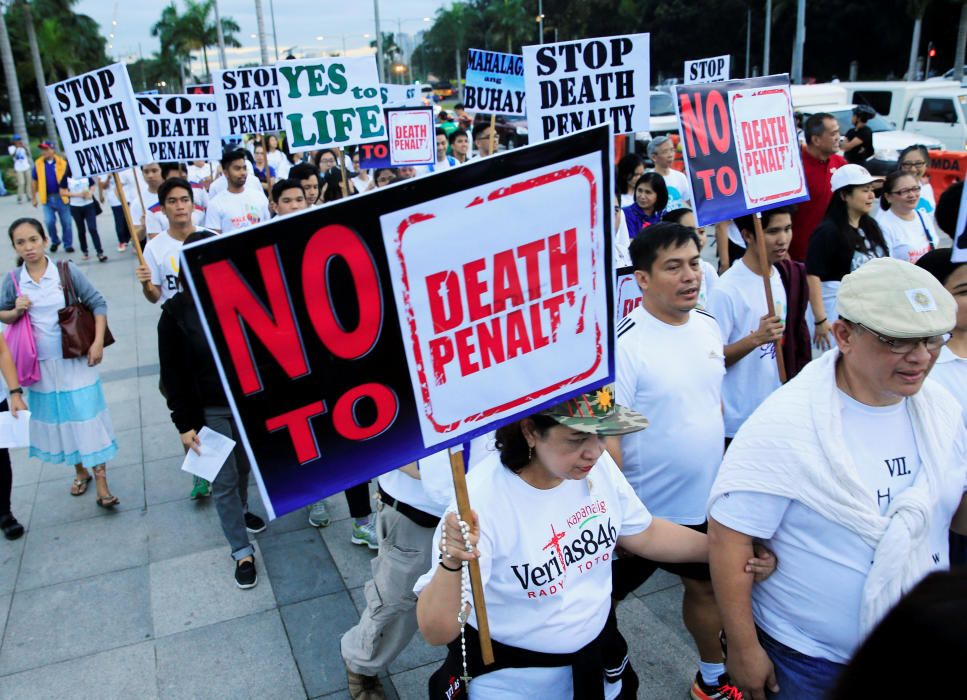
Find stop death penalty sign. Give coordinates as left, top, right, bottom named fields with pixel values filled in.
left=675, top=74, right=808, bottom=226
left=136, top=94, right=222, bottom=162
left=523, top=34, right=650, bottom=142
left=277, top=56, right=385, bottom=153
left=179, top=125, right=613, bottom=518
left=46, top=63, right=150, bottom=177
left=213, top=67, right=284, bottom=137
left=464, top=48, right=526, bottom=116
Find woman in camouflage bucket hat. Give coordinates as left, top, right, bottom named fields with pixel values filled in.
left=416, top=384, right=775, bottom=700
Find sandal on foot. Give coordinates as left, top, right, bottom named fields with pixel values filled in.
left=70, top=475, right=92, bottom=496
left=96, top=495, right=119, bottom=509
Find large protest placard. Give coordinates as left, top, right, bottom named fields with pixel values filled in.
left=615, top=267, right=641, bottom=324
left=464, top=49, right=526, bottom=116
left=675, top=74, right=808, bottom=227
left=385, top=107, right=435, bottom=166
left=180, top=125, right=613, bottom=517
left=954, top=181, right=967, bottom=263
left=277, top=56, right=384, bottom=153
left=523, top=34, right=649, bottom=142
left=381, top=83, right=424, bottom=108
left=684, top=55, right=730, bottom=85
left=212, top=67, right=284, bottom=137
left=136, top=94, right=222, bottom=162
left=45, top=63, right=151, bottom=177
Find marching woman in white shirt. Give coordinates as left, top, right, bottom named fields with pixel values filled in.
left=415, top=386, right=773, bottom=699
left=877, top=170, right=938, bottom=264
left=0, top=218, right=118, bottom=508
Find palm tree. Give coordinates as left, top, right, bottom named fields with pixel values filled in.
left=180, top=0, right=240, bottom=79
left=484, top=0, right=530, bottom=54
left=0, top=4, right=27, bottom=141
left=152, top=4, right=192, bottom=89
left=37, top=17, right=79, bottom=77
left=905, top=0, right=932, bottom=79
left=20, top=1, right=58, bottom=144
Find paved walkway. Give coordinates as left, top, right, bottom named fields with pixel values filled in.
left=0, top=195, right=697, bottom=699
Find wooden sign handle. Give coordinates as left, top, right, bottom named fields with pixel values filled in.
left=335, top=146, right=349, bottom=198
left=753, top=213, right=788, bottom=384
left=113, top=171, right=146, bottom=267
left=448, top=446, right=494, bottom=665
left=487, top=113, right=497, bottom=156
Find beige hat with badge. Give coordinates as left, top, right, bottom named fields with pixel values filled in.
left=837, top=258, right=956, bottom=338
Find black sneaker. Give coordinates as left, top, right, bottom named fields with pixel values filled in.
left=234, top=558, right=257, bottom=589
left=690, top=672, right=743, bottom=700
left=244, top=512, right=266, bottom=533
left=49, top=243, right=59, bottom=253
left=0, top=513, right=24, bottom=540
left=64, top=247, right=75, bottom=253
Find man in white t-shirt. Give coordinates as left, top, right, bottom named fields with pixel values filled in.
left=610, top=222, right=738, bottom=700
left=128, top=162, right=164, bottom=243
left=421, top=128, right=458, bottom=175
left=708, top=258, right=967, bottom=699
left=135, top=177, right=206, bottom=304
left=707, top=213, right=789, bottom=442
left=647, top=135, right=692, bottom=212
left=204, top=150, right=270, bottom=234
left=8, top=134, right=31, bottom=203
left=146, top=163, right=209, bottom=237
left=270, top=179, right=308, bottom=217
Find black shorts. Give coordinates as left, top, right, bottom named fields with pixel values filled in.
left=612, top=521, right=710, bottom=601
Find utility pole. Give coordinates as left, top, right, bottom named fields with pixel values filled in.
left=374, top=0, right=384, bottom=82
left=745, top=6, right=751, bottom=78
left=538, top=0, right=544, bottom=44
left=254, top=0, right=270, bottom=65
left=0, top=2, right=27, bottom=141
left=956, top=2, right=966, bottom=83
left=213, top=0, right=227, bottom=69
left=269, top=0, right=279, bottom=61
left=791, top=0, right=806, bottom=83
left=23, top=1, right=57, bottom=145
left=763, top=0, right=772, bottom=75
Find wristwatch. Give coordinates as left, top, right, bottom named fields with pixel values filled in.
left=9, top=387, right=23, bottom=395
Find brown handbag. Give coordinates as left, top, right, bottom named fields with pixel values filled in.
left=56, top=261, right=115, bottom=359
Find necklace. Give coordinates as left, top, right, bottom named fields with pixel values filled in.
left=457, top=516, right=472, bottom=684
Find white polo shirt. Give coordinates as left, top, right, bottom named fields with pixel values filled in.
left=19, top=259, right=66, bottom=360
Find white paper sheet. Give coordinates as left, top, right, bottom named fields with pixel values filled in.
left=180, top=426, right=236, bottom=481
left=0, top=410, right=30, bottom=448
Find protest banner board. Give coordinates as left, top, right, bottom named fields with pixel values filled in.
left=385, top=107, right=435, bottom=166
left=684, top=55, right=730, bottom=85
left=276, top=56, right=384, bottom=153
left=381, top=83, right=423, bottom=108
left=136, top=94, right=222, bottom=162
left=674, top=74, right=808, bottom=227
left=180, top=125, right=613, bottom=518
left=953, top=181, right=967, bottom=263
left=523, top=34, right=649, bottom=142
left=45, top=63, right=151, bottom=177
left=464, top=49, right=526, bottom=116
left=614, top=266, right=641, bottom=324
left=212, top=67, right=284, bottom=137
left=357, top=141, right=392, bottom=169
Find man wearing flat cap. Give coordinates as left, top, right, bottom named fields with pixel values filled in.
left=705, top=257, right=967, bottom=700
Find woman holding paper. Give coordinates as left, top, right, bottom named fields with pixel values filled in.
left=415, top=386, right=775, bottom=699
left=0, top=332, right=28, bottom=540
left=157, top=230, right=266, bottom=590
left=0, top=218, right=118, bottom=508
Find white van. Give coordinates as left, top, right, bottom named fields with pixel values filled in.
left=790, top=85, right=943, bottom=172
left=838, top=81, right=966, bottom=151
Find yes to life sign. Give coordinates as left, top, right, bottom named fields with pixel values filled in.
left=46, top=63, right=151, bottom=177
left=675, top=74, right=808, bottom=226
left=277, top=56, right=384, bottom=153
left=684, top=55, right=730, bottom=85
left=179, top=126, right=614, bottom=518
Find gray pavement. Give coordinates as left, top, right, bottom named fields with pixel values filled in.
left=0, top=195, right=697, bottom=699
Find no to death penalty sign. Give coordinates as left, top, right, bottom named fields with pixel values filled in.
left=180, top=125, right=614, bottom=518
left=136, top=93, right=222, bottom=162
left=675, top=73, right=808, bottom=226
left=46, top=63, right=151, bottom=177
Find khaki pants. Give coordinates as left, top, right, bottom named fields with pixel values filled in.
left=14, top=170, right=30, bottom=201
left=340, top=503, right=436, bottom=676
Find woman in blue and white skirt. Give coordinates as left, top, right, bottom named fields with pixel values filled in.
left=0, top=218, right=119, bottom=508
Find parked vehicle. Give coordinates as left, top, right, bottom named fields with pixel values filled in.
left=836, top=81, right=966, bottom=151
left=634, top=90, right=682, bottom=149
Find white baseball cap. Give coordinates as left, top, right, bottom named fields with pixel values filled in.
left=830, top=163, right=884, bottom=192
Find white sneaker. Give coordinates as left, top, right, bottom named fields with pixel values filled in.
left=351, top=517, right=379, bottom=550
left=308, top=500, right=331, bottom=527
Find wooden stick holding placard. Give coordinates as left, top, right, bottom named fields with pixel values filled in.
left=335, top=147, right=349, bottom=197
left=487, top=113, right=496, bottom=156
left=448, top=445, right=494, bottom=665
left=128, top=167, right=149, bottom=263
left=112, top=172, right=146, bottom=267
left=753, top=213, right=787, bottom=383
